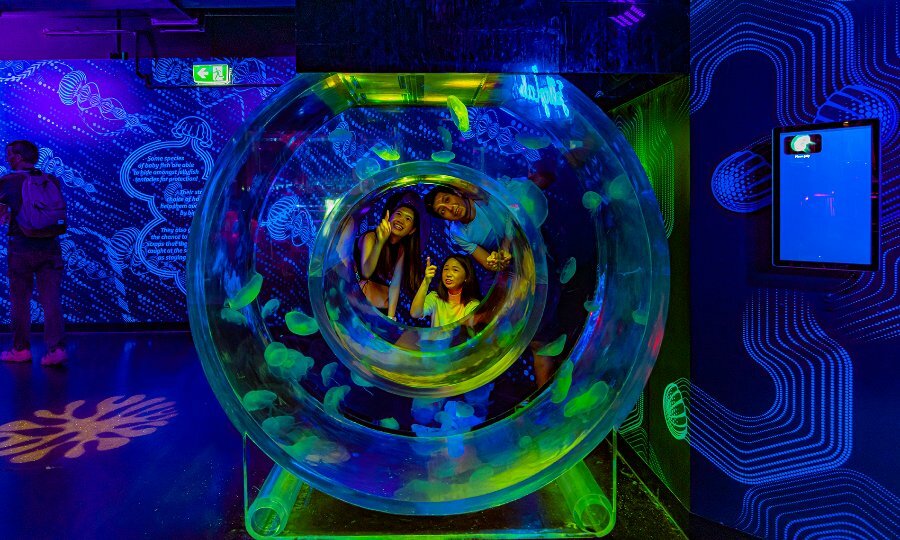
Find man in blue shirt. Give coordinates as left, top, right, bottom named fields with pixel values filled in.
left=424, top=186, right=512, bottom=272
left=0, top=140, right=67, bottom=365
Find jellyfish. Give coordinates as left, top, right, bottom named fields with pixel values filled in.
left=560, top=257, right=577, bottom=284
left=551, top=361, right=574, bottom=404
left=242, top=390, right=277, bottom=412
left=663, top=382, right=688, bottom=440
left=447, top=95, right=470, bottom=132
left=58, top=70, right=152, bottom=136
left=535, top=334, right=566, bottom=357
left=563, top=381, right=610, bottom=418
left=260, top=299, right=280, bottom=319
left=36, top=147, right=96, bottom=194
left=285, top=310, right=318, bottom=335
left=431, top=150, right=455, bottom=163
left=225, top=273, right=263, bottom=310
left=324, top=386, right=351, bottom=416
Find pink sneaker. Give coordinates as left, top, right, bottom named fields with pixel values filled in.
left=40, top=348, right=68, bottom=366
left=1, top=348, right=32, bottom=363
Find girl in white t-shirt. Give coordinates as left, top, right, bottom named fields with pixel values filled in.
left=410, top=254, right=481, bottom=327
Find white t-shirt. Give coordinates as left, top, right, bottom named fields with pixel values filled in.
left=422, top=291, right=479, bottom=327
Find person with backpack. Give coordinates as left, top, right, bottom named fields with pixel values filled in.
left=0, top=140, right=68, bottom=365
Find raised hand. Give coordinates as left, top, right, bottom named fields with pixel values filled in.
left=375, top=210, right=391, bottom=243
left=423, top=256, right=437, bottom=283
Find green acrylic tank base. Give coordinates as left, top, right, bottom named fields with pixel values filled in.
left=244, top=433, right=618, bottom=539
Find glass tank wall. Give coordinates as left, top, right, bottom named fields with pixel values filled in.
left=187, top=72, right=669, bottom=515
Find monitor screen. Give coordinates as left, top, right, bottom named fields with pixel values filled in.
left=773, top=119, right=880, bottom=271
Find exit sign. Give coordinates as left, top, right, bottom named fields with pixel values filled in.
left=193, top=63, right=231, bottom=85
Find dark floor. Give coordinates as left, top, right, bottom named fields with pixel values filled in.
left=0, top=332, right=686, bottom=539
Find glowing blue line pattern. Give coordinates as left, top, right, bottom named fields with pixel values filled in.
left=57, top=70, right=154, bottom=137
left=822, top=2, right=900, bottom=343
left=710, top=148, right=771, bottom=213
left=691, top=1, right=900, bottom=141
left=617, top=393, right=669, bottom=485
left=667, top=289, right=852, bottom=484
left=735, top=469, right=900, bottom=539
left=828, top=217, right=900, bottom=340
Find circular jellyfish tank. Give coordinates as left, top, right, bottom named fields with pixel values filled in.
left=187, top=73, right=669, bottom=515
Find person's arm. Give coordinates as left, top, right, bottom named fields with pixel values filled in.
left=387, top=253, right=404, bottom=319
left=357, top=211, right=392, bottom=279
left=410, top=257, right=436, bottom=318
left=471, top=245, right=513, bottom=272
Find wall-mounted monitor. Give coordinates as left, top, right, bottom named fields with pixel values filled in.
left=773, top=119, right=880, bottom=271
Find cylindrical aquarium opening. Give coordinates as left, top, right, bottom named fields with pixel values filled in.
left=188, top=72, right=669, bottom=515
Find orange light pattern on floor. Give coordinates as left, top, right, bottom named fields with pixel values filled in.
left=0, top=395, right=177, bottom=464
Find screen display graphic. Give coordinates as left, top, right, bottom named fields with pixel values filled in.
left=773, top=119, right=879, bottom=271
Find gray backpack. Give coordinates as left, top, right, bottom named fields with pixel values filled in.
left=16, top=170, right=68, bottom=237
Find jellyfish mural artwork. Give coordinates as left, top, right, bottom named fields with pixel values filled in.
left=57, top=70, right=153, bottom=136
left=120, top=116, right=215, bottom=293
left=187, top=73, right=670, bottom=537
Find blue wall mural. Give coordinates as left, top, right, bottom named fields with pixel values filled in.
left=688, top=0, right=899, bottom=537
left=0, top=57, right=294, bottom=324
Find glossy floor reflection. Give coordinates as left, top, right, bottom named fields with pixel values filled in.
left=0, top=332, right=686, bottom=539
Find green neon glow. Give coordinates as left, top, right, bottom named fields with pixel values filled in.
left=611, top=77, right=689, bottom=239
left=662, top=382, right=688, bottom=440
left=431, top=150, right=456, bottom=162
left=242, top=390, right=277, bottom=412
left=790, top=134, right=816, bottom=153
left=285, top=310, right=319, bottom=336
left=226, top=272, right=263, bottom=309
left=447, top=95, right=470, bottom=132
left=536, top=334, right=567, bottom=356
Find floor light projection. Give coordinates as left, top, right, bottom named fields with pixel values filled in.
left=187, top=73, right=669, bottom=516
left=0, top=395, right=177, bottom=464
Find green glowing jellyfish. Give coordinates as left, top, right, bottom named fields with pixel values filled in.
left=551, top=360, right=574, bottom=404
left=431, top=150, right=456, bottom=162
left=379, top=417, right=400, bottom=430
left=285, top=436, right=350, bottom=464
left=261, top=415, right=294, bottom=438
left=264, top=342, right=288, bottom=366
left=514, top=133, right=551, bottom=149
left=632, top=308, right=649, bottom=325
left=242, top=389, right=277, bottom=412
left=582, top=191, right=602, bottom=211
left=354, top=157, right=381, bottom=179
left=225, top=272, right=263, bottom=310
left=447, top=95, right=470, bottom=132
left=606, top=174, right=631, bottom=200
left=285, top=310, right=319, bottom=335
left=560, top=257, right=577, bottom=284
left=517, top=436, right=533, bottom=450
left=372, top=142, right=401, bottom=161
left=438, top=126, right=453, bottom=150
left=321, top=362, right=338, bottom=386
left=536, top=334, right=567, bottom=357
left=564, top=381, right=610, bottom=418
left=220, top=307, right=247, bottom=326
left=584, top=300, right=601, bottom=312
left=324, top=385, right=351, bottom=416
left=260, top=298, right=280, bottom=319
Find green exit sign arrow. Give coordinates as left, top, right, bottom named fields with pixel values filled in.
left=193, top=63, right=231, bottom=85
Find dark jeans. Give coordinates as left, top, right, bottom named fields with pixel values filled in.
left=7, top=249, right=65, bottom=351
